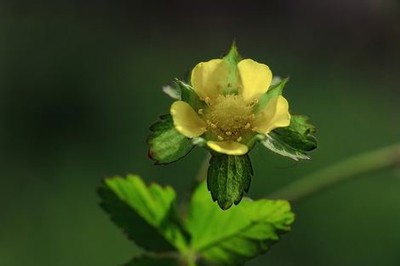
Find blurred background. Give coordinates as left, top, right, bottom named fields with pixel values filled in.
left=1, top=0, right=400, bottom=265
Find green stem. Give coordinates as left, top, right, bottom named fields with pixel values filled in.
left=269, top=143, right=400, bottom=201
left=194, top=153, right=211, bottom=184
left=179, top=153, right=210, bottom=218
left=178, top=154, right=210, bottom=266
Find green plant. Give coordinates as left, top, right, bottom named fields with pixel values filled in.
left=98, top=44, right=400, bottom=265
left=99, top=176, right=294, bottom=266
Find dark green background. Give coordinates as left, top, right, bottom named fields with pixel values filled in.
left=1, top=1, right=400, bottom=265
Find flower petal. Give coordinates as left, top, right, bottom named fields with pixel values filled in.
left=238, top=59, right=272, bottom=103
left=170, top=101, right=207, bottom=138
left=253, top=95, right=291, bottom=134
left=191, top=59, right=229, bottom=100
left=207, top=141, right=248, bottom=155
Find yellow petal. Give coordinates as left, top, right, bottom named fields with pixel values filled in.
left=191, top=59, right=229, bottom=100
left=238, top=59, right=272, bottom=103
left=207, top=140, right=248, bottom=155
left=253, top=95, right=291, bottom=134
left=170, top=101, right=207, bottom=138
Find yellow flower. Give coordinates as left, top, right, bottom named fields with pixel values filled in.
left=170, top=58, right=291, bottom=156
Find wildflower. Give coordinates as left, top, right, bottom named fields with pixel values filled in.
left=148, top=44, right=316, bottom=209
left=170, top=56, right=291, bottom=156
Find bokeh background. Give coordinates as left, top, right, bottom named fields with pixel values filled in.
left=1, top=0, right=400, bottom=265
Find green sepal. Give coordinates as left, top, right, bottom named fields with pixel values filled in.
left=147, top=114, right=194, bottom=165
left=124, top=256, right=178, bottom=266
left=223, top=41, right=242, bottom=66
left=221, top=42, right=242, bottom=95
left=254, top=77, right=289, bottom=113
left=98, top=175, right=189, bottom=253
left=261, top=115, right=317, bottom=160
left=176, top=79, right=205, bottom=111
left=207, top=154, right=253, bottom=210
left=162, top=84, right=181, bottom=100
left=162, top=79, right=206, bottom=113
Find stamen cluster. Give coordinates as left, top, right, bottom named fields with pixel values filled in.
left=200, top=94, right=255, bottom=142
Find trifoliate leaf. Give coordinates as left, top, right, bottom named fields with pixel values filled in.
left=124, top=255, right=178, bottom=266
left=207, top=154, right=253, bottom=210
left=148, top=114, right=194, bottom=164
left=186, top=182, right=295, bottom=266
left=255, top=77, right=289, bottom=113
left=98, top=175, right=189, bottom=253
left=261, top=115, right=317, bottom=160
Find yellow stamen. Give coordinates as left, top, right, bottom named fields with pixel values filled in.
left=204, top=94, right=255, bottom=141
left=249, top=99, right=258, bottom=108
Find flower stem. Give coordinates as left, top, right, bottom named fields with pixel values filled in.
left=180, top=153, right=210, bottom=217
left=269, top=143, right=400, bottom=201
left=194, top=153, right=211, bottom=184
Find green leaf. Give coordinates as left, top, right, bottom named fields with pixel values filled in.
left=98, top=175, right=189, bottom=253
left=261, top=134, right=310, bottom=161
left=186, top=182, right=295, bottom=266
left=147, top=114, right=194, bottom=164
left=207, top=154, right=253, bottom=210
left=254, top=77, right=289, bottom=113
left=124, top=256, right=178, bottom=266
left=261, top=115, right=317, bottom=160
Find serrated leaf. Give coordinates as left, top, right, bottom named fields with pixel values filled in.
left=147, top=114, right=194, bottom=164
left=261, top=115, right=317, bottom=161
left=261, top=134, right=311, bottom=160
left=280, top=115, right=317, bottom=151
left=98, top=175, right=189, bottom=253
left=207, top=154, right=253, bottom=210
left=124, top=255, right=178, bottom=266
left=254, top=77, right=289, bottom=113
left=186, top=182, right=295, bottom=266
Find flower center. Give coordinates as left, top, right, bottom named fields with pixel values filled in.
left=203, top=94, right=254, bottom=141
